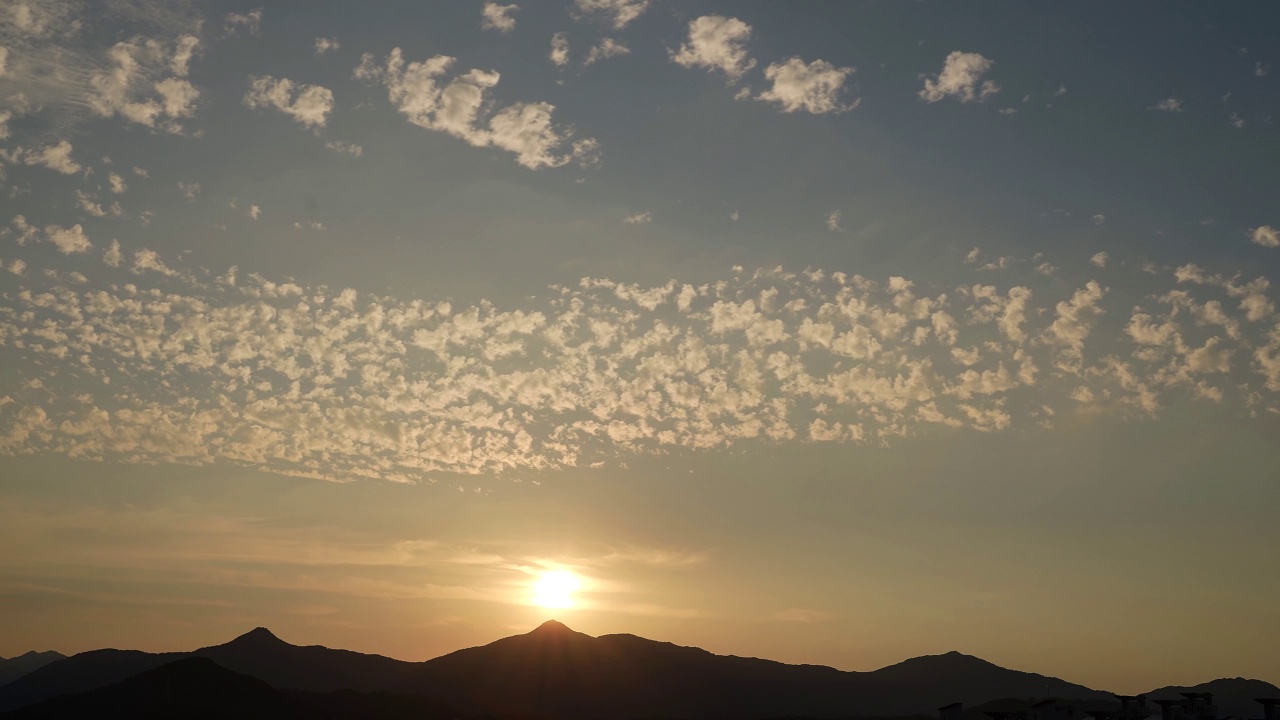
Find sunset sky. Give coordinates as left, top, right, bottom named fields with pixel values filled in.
left=1, top=0, right=1279, bottom=695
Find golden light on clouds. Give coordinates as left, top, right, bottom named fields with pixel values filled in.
left=532, top=570, right=581, bottom=609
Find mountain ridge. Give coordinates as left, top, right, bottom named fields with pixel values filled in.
left=2, top=621, right=1275, bottom=719
left=0, top=652, right=66, bottom=688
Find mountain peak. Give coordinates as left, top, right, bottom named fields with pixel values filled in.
left=530, top=619, right=574, bottom=635
left=228, top=627, right=285, bottom=646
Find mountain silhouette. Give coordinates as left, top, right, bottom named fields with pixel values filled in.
left=0, top=657, right=300, bottom=720
left=1143, top=678, right=1280, bottom=719
left=0, top=628, right=414, bottom=711
left=860, top=650, right=1109, bottom=712
left=401, top=621, right=1110, bottom=718
left=0, top=652, right=65, bottom=687
left=1, top=621, right=1275, bottom=719
left=0, top=657, right=462, bottom=720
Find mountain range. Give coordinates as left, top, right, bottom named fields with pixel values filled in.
left=1, top=621, right=1275, bottom=719
left=0, top=653, right=65, bottom=688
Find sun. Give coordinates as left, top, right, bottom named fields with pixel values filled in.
left=532, top=570, right=580, bottom=609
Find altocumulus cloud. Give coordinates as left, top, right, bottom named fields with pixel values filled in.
left=1, top=244, right=1279, bottom=483
left=354, top=48, right=599, bottom=169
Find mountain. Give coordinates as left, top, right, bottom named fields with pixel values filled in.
left=0, top=657, right=301, bottom=720
left=400, top=620, right=1112, bottom=718
left=3, top=620, right=1275, bottom=719
left=0, top=652, right=65, bottom=686
left=0, top=628, right=415, bottom=712
left=861, top=650, right=1112, bottom=712
left=193, top=626, right=417, bottom=693
left=0, top=657, right=461, bottom=720
left=405, top=619, right=860, bottom=718
left=0, top=648, right=184, bottom=711
left=1142, top=678, right=1280, bottom=720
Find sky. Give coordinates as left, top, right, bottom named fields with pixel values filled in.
left=1, top=0, right=1278, bottom=695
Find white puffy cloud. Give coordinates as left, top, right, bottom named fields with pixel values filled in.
left=550, top=32, right=570, bottom=67
left=481, top=2, right=518, bottom=33
left=1043, top=281, right=1105, bottom=370
left=585, top=38, right=629, bottom=65
left=103, top=239, right=122, bottom=267
left=670, top=16, right=755, bottom=81
left=224, top=9, right=262, bottom=37
left=248, top=204, right=261, bottom=220
left=573, top=0, right=649, bottom=30
left=43, top=223, right=92, bottom=254
left=825, top=210, right=842, bottom=232
left=919, top=51, right=999, bottom=103
left=1090, top=251, right=1109, bottom=268
left=1250, top=225, right=1279, bottom=248
left=87, top=36, right=201, bottom=132
left=314, top=37, right=340, bottom=56
left=358, top=48, right=596, bottom=170
left=108, top=172, right=127, bottom=194
left=2, top=139, right=81, bottom=174
left=754, top=57, right=856, bottom=114
left=243, top=75, right=334, bottom=130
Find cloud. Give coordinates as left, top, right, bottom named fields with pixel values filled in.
left=573, top=0, right=649, bottom=30
left=754, top=57, right=856, bottom=114
left=481, top=3, right=518, bottom=33
left=1091, top=213, right=1105, bottom=225
left=177, top=181, right=200, bottom=200
left=243, top=75, right=334, bottom=130
left=826, top=210, right=842, bottom=232
left=670, top=16, right=755, bottom=81
left=224, top=9, right=262, bottom=37
left=1150, top=98, right=1182, bottom=112
left=314, top=37, right=340, bottom=56
left=549, top=32, right=570, bottom=66
left=1043, top=281, right=1106, bottom=370
left=1090, top=252, right=1109, bottom=268
left=1250, top=225, right=1279, bottom=248
left=324, top=140, right=363, bottom=157
left=357, top=48, right=596, bottom=170
left=585, top=38, right=629, bottom=65
left=87, top=36, right=201, bottom=132
left=623, top=211, right=651, bottom=224
left=75, top=190, right=122, bottom=218
left=1, top=252, right=1278, bottom=480
left=248, top=205, right=261, bottom=220
left=107, top=172, right=127, bottom=194
left=919, top=51, right=999, bottom=103
left=42, top=223, right=92, bottom=254
left=103, top=239, right=122, bottom=267
left=1, top=139, right=81, bottom=174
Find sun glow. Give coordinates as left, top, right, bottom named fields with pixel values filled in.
left=532, top=570, right=580, bottom=609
